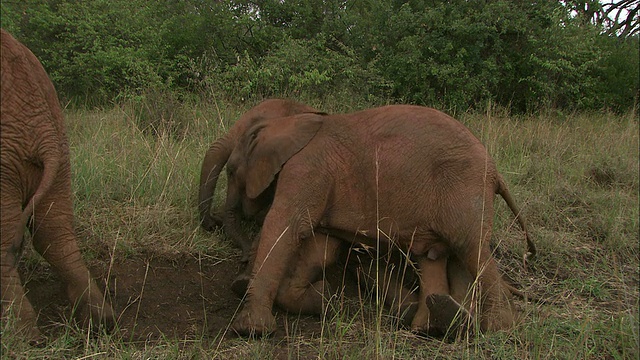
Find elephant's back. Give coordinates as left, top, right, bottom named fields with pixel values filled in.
left=1, top=29, right=66, bottom=153
left=320, top=104, right=498, bottom=199
left=350, top=105, right=480, bottom=147
left=2, top=29, right=65, bottom=129
left=325, top=105, right=487, bottom=166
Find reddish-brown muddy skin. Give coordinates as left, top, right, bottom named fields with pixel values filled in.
left=198, top=98, right=319, bottom=261
left=227, top=105, right=530, bottom=336
left=1, top=29, right=115, bottom=344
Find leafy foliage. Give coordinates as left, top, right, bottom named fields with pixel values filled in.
left=1, top=0, right=637, bottom=113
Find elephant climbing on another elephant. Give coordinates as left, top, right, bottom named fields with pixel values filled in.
left=0, top=29, right=115, bottom=344
left=215, top=103, right=475, bottom=336
left=232, top=228, right=476, bottom=337
left=197, top=98, right=321, bottom=261
left=226, top=105, right=535, bottom=336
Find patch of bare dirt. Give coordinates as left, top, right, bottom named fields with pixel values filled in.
left=24, top=251, right=355, bottom=346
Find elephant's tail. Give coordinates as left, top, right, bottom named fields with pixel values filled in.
left=17, top=147, right=61, bottom=244
left=496, top=174, right=536, bottom=265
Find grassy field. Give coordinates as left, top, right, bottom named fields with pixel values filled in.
left=2, top=98, right=638, bottom=359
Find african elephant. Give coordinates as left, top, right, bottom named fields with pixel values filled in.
left=227, top=105, right=535, bottom=336
left=0, top=29, right=115, bottom=343
left=197, top=98, right=320, bottom=260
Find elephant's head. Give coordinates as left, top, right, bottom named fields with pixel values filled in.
left=197, top=99, right=318, bottom=231
left=227, top=113, right=325, bottom=202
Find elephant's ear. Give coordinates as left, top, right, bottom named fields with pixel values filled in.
left=245, top=114, right=324, bottom=199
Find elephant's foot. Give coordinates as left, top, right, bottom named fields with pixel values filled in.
left=425, top=293, right=470, bottom=338
left=3, top=310, right=46, bottom=346
left=28, top=332, right=47, bottom=347
left=79, top=299, right=116, bottom=334
left=21, top=324, right=47, bottom=347
left=201, top=212, right=223, bottom=232
left=2, top=284, right=47, bottom=346
left=67, top=282, right=116, bottom=334
left=481, top=300, right=516, bottom=332
left=14, top=322, right=47, bottom=347
left=231, top=305, right=277, bottom=337
left=477, top=282, right=517, bottom=332
left=9, top=315, right=47, bottom=347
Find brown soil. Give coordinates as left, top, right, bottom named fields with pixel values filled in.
left=24, top=251, right=363, bottom=346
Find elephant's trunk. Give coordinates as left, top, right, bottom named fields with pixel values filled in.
left=198, top=135, right=234, bottom=231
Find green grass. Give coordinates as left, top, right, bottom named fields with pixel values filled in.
left=2, top=99, right=638, bottom=359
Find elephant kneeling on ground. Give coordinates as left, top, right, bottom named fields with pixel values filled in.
left=214, top=113, right=476, bottom=336
left=0, top=29, right=115, bottom=344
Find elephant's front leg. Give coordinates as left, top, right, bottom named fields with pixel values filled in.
left=231, top=214, right=304, bottom=336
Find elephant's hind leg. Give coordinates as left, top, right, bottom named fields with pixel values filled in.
left=275, top=233, right=343, bottom=315
left=411, top=245, right=452, bottom=333
left=1, top=193, right=44, bottom=343
left=347, top=247, right=419, bottom=327
left=30, top=183, right=115, bottom=333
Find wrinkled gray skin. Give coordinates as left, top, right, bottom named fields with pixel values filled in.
left=1, top=29, right=115, bottom=344
left=226, top=105, right=535, bottom=337
left=198, top=99, right=319, bottom=261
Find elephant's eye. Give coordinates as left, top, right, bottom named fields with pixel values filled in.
left=248, top=125, right=265, bottom=143
left=249, top=131, right=258, bottom=143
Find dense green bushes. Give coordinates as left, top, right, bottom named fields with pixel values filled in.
left=2, top=0, right=638, bottom=113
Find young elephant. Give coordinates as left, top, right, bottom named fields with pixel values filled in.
left=198, top=98, right=320, bottom=261
left=227, top=105, right=534, bottom=336
left=1, top=29, right=115, bottom=343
